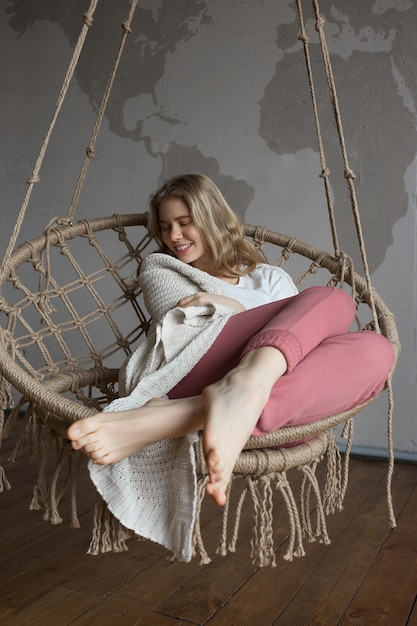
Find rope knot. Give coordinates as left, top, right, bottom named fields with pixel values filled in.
left=79, top=275, right=92, bottom=287
left=315, top=16, right=325, bottom=31
left=320, top=167, right=331, bottom=178
left=344, top=167, right=356, bottom=180
left=56, top=216, right=73, bottom=227
left=27, top=174, right=40, bottom=185
left=117, top=337, right=130, bottom=351
left=86, top=146, right=95, bottom=159
left=83, top=12, right=93, bottom=27
left=39, top=293, right=57, bottom=315
left=122, top=21, right=132, bottom=34
left=65, top=357, right=79, bottom=369
left=309, top=261, right=320, bottom=275
left=298, top=33, right=309, bottom=44
left=252, top=226, right=267, bottom=251
left=123, top=287, right=137, bottom=301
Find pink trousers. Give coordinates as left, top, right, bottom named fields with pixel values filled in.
left=168, top=286, right=395, bottom=436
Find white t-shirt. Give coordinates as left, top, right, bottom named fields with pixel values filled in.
left=221, top=264, right=298, bottom=310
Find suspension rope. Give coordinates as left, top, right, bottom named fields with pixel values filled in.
left=295, top=0, right=380, bottom=331
left=295, top=0, right=341, bottom=258
left=296, top=0, right=396, bottom=525
left=0, top=0, right=100, bottom=272
left=66, top=0, right=139, bottom=225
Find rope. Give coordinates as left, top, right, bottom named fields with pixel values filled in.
left=295, top=0, right=380, bottom=332
left=295, top=1, right=398, bottom=523
left=2, top=0, right=139, bottom=266
left=0, top=0, right=100, bottom=271
left=295, top=0, right=341, bottom=257
left=66, top=0, right=139, bottom=224
left=385, top=374, right=397, bottom=528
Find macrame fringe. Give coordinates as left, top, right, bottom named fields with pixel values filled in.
left=0, top=371, right=14, bottom=491
left=2, top=400, right=133, bottom=552
left=4, top=403, right=86, bottom=529
left=192, top=437, right=346, bottom=567
left=323, top=431, right=344, bottom=514
left=0, top=465, right=11, bottom=492
left=192, top=476, right=212, bottom=565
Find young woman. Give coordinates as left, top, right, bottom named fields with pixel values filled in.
left=67, top=174, right=395, bottom=507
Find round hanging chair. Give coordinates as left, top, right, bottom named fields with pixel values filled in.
left=0, top=0, right=400, bottom=566
left=0, top=212, right=400, bottom=565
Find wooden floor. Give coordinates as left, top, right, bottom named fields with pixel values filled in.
left=1, top=423, right=417, bottom=626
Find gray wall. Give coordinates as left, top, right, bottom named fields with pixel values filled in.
left=1, top=0, right=416, bottom=458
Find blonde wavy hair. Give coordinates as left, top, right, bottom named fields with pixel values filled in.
left=148, top=173, right=264, bottom=277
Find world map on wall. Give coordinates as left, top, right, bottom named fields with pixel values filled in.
left=5, top=0, right=417, bottom=271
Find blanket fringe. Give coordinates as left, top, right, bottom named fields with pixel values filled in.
left=88, top=494, right=131, bottom=554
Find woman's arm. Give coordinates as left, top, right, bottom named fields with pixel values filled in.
left=177, top=292, right=246, bottom=313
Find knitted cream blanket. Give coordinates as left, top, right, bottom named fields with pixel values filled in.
left=88, top=254, right=235, bottom=561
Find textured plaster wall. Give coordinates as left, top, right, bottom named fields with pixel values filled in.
left=0, top=0, right=416, bottom=457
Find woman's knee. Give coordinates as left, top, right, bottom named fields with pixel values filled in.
left=359, top=330, right=395, bottom=374
left=299, top=285, right=355, bottom=328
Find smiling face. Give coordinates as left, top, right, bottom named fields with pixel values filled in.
left=158, top=196, right=215, bottom=273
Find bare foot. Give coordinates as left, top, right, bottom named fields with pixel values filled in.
left=202, top=377, right=267, bottom=505
left=67, top=396, right=204, bottom=465
left=202, top=347, right=287, bottom=506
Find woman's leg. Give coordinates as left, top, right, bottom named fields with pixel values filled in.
left=198, top=329, right=394, bottom=504
left=201, top=345, right=288, bottom=504
left=173, top=287, right=393, bottom=503
left=169, top=286, right=355, bottom=399
left=252, top=330, right=395, bottom=434
left=67, top=396, right=206, bottom=464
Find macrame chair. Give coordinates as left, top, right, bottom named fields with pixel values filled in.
left=0, top=0, right=400, bottom=567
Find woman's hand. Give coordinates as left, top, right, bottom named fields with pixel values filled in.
left=177, top=292, right=246, bottom=313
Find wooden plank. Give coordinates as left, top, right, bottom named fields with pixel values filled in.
left=0, top=515, right=171, bottom=613
left=407, top=599, right=417, bottom=625
left=152, top=457, right=363, bottom=624
left=59, top=558, right=211, bottom=625
left=0, top=483, right=96, bottom=570
left=339, top=470, right=417, bottom=625
left=61, top=457, right=357, bottom=626
left=136, top=615, right=188, bottom=625
left=1, top=586, right=98, bottom=626
left=0, top=536, right=169, bottom=621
